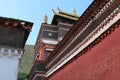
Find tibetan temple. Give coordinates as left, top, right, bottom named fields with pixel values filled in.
left=0, top=17, right=33, bottom=80
left=29, top=0, right=120, bottom=80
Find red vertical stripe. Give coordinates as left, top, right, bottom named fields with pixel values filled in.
left=39, top=44, right=45, bottom=61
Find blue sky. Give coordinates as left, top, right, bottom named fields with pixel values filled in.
left=0, top=0, right=93, bottom=45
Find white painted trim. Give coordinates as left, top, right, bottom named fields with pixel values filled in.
left=42, top=39, right=58, bottom=45
left=45, top=7, right=120, bottom=77
left=33, top=73, right=45, bottom=80
left=43, top=29, right=58, bottom=33
left=46, top=48, right=53, bottom=51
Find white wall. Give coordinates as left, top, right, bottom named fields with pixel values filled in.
left=0, top=57, right=19, bottom=80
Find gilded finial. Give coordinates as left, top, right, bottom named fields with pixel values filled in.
left=44, top=15, right=48, bottom=23
left=52, top=9, right=55, bottom=14
left=73, top=8, right=77, bottom=16
left=57, top=7, right=61, bottom=12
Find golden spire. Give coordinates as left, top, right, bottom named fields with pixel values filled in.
left=52, top=9, right=56, bottom=14
left=73, top=8, right=77, bottom=16
left=57, top=7, right=61, bottom=12
left=44, top=15, right=48, bottom=23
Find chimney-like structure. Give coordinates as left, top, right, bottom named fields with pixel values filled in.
left=0, top=17, right=33, bottom=80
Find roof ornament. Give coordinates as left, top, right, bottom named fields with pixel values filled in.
left=73, top=8, right=77, bottom=16
left=44, top=15, right=48, bottom=23
left=57, top=7, right=61, bottom=12
left=52, top=9, right=56, bottom=14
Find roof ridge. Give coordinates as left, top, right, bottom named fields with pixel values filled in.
left=58, top=10, right=79, bottom=18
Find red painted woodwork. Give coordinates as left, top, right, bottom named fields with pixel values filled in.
left=48, top=25, right=120, bottom=80
left=39, top=44, right=46, bottom=61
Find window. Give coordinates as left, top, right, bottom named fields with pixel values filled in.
left=4, top=48, right=8, bottom=52
left=36, top=54, right=39, bottom=60
left=18, top=50, right=21, bottom=54
left=11, top=49, right=15, bottom=53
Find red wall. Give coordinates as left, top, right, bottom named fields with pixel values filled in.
left=48, top=26, right=120, bottom=80
left=39, top=44, right=45, bottom=61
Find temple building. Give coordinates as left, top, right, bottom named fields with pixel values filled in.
left=29, top=8, right=79, bottom=80
left=34, top=8, right=79, bottom=61
left=29, top=0, right=120, bottom=80
left=0, top=17, right=33, bottom=80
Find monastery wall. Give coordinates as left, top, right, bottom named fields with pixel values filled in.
left=0, top=58, right=19, bottom=80
left=48, top=25, right=120, bottom=80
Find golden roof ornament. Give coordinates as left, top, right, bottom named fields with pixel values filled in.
left=57, top=7, right=61, bottom=12
left=73, top=8, right=77, bottom=16
left=52, top=9, right=56, bottom=14
left=44, top=15, right=48, bottom=23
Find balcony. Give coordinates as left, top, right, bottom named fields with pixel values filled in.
left=29, top=61, right=46, bottom=80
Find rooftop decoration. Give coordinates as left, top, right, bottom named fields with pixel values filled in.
left=52, top=7, right=79, bottom=21
left=44, top=15, right=48, bottom=23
